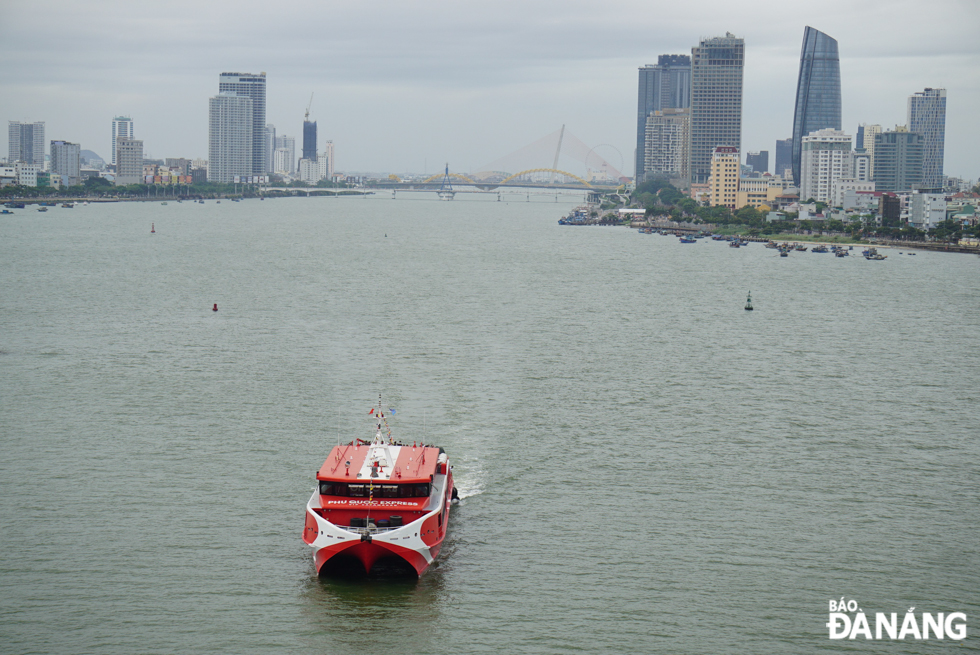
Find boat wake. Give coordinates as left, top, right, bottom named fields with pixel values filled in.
left=451, top=457, right=486, bottom=501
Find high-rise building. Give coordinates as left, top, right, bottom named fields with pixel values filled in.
left=643, top=109, right=690, bottom=182
left=873, top=130, right=924, bottom=192
left=318, top=140, right=334, bottom=181
left=274, top=148, right=291, bottom=175
left=853, top=151, right=871, bottom=182
left=274, top=135, right=295, bottom=174
left=302, top=120, right=317, bottom=161
left=708, top=146, right=739, bottom=209
left=774, top=138, right=793, bottom=180
left=49, top=140, right=81, bottom=186
left=690, top=33, right=744, bottom=184
left=791, top=27, right=842, bottom=187
left=856, top=123, right=882, bottom=178
left=745, top=151, right=768, bottom=174
left=208, top=91, right=253, bottom=183
left=111, top=116, right=133, bottom=166
left=8, top=121, right=45, bottom=166
left=265, top=124, right=276, bottom=174
left=298, top=157, right=319, bottom=184
left=635, top=55, right=691, bottom=180
left=218, top=72, right=267, bottom=175
left=799, top=129, right=852, bottom=203
left=907, top=88, right=946, bottom=189
left=114, top=137, right=143, bottom=185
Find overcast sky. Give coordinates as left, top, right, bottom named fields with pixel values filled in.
left=2, top=0, right=978, bottom=178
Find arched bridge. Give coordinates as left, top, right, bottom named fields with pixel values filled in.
left=421, top=168, right=594, bottom=189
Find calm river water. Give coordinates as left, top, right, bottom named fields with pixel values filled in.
left=1, top=194, right=978, bottom=654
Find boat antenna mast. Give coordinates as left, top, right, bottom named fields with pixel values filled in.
left=372, top=393, right=394, bottom=445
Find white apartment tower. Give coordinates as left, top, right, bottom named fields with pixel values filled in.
left=274, top=135, right=295, bottom=174
left=208, top=91, right=253, bottom=183
left=111, top=116, right=133, bottom=166
left=644, top=109, right=690, bottom=182
left=800, top=129, right=853, bottom=203
left=318, top=140, right=335, bottom=180
left=8, top=121, right=46, bottom=166
left=114, top=138, right=143, bottom=185
left=218, top=72, right=267, bottom=175
left=49, top=140, right=81, bottom=186
left=265, top=124, right=276, bottom=175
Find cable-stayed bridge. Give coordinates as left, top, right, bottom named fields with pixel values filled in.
left=469, top=125, right=628, bottom=188
left=374, top=126, right=628, bottom=192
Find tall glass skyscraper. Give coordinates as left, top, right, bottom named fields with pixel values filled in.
left=635, top=55, right=690, bottom=181
left=907, top=88, right=946, bottom=189
left=774, top=138, right=793, bottom=179
left=689, top=33, right=744, bottom=184
left=791, top=27, right=841, bottom=187
left=219, top=72, right=267, bottom=176
left=302, top=120, right=317, bottom=161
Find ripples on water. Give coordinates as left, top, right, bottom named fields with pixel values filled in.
left=1, top=196, right=977, bottom=654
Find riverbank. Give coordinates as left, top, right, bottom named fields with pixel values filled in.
left=625, top=223, right=979, bottom=255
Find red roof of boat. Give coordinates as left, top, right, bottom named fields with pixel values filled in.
left=316, top=443, right=440, bottom=484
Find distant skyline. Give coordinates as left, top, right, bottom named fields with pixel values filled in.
left=1, top=0, right=978, bottom=178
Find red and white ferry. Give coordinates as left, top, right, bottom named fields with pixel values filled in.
left=303, top=399, right=456, bottom=577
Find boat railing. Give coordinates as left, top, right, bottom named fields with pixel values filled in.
left=339, top=525, right=402, bottom=536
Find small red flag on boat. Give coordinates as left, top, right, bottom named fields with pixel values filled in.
left=368, top=408, right=374, bottom=414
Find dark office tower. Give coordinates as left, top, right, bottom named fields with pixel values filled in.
left=907, top=88, right=946, bottom=189
left=302, top=120, right=317, bottom=161
left=219, top=72, right=267, bottom=175
left=689, top=33, right=744, bottom=184
left=873, top=130, right=924, bottom=192
left=791, top=27, right=841, bottom=186
left=635, top=54, right=691, bottom=180
left=745, top=151, right=768, bottom=174
left=774, top=138, right=792, bottom=179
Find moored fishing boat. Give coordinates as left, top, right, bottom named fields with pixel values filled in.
left=303, top=397, right=456, bottom=577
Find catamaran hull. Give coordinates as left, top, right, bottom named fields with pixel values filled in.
left=313, top=539, right=441, bottom=576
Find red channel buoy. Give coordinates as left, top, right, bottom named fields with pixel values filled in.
left=151, top=223, right=155, bottom=233
left=212, top=303, right=218, bottom=312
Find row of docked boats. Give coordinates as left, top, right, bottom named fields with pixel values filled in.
left=3, top=201, right=87, bottom=212
left=637, top=229, right=753, bottom=245
left=763, top=240, right=892, bottom=260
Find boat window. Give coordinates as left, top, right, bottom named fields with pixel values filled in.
left=319, top=482, right=344, bottom=496
left=347, top=485, right=369, bottom=497
left=320, top=483, right=430, bottom=498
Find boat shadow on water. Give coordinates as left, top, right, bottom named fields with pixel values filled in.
left=301, top=547, right=452, bottom=619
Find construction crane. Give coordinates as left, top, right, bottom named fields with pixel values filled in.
left=305, top=93, right=314, bottom=121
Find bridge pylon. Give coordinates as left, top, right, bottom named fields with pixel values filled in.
left=438, top=163, right=455, bottom=200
